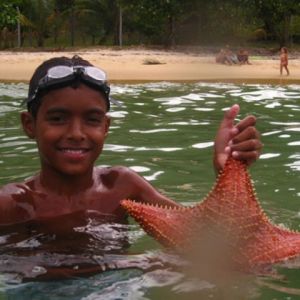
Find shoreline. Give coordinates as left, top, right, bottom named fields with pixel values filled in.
left=0, top=49, right=299, bottom=84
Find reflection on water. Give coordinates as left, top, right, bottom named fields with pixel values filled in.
left=0, top=82, right=300, bottom=299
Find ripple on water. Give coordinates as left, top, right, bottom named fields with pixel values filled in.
left=270, top=121, right=300, bottom=126
left=0, top=140, right=34, bottom=149
left=166, top=107, right=186, bottom=112
left=0, top=105, right=20, bottom=113
left=0, top=83, right=28, bottom=98
left=192, top=142, right=214, bottom=149
left=260, top=153, right=281, bottom=159
left=262, top=130, right=282, bottom=136
left=194, top=107, right=214, bottom=112
left=134, top=146, right=182, bottom=152
left=286, top=161, right=300, bottom=171
left=130, top=128, right=177, bottom=133
left=182, top=93, right=205, bottom=100
left=288, top=141, right=300, bottom=146
left=196, top=92, right=224, bottom=99
left=279, top=134, right=291, bottom=138
left=195, top=82, right=240, bottom=89
left=108, top=110, right=128, bottom=118
left=286, top=127, right=300, bottom=132
left=154, top=97, right=194, bottom=106
left=181, top=120, right=209, bottom=126
left=104, top=144, right=133, bottom=152
left=129, top=166, right=150, bottom=173
left=265, top=101, right=281, bottom=109
left=144, top=171, right=164, bottom=181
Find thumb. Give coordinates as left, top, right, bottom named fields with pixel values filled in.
left=220, top=104, right=240, bottom=129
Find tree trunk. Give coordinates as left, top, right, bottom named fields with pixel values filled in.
left=118, top=5, right=123, bottom=47
left=165, top=15, right=175, bottom=48
left=70, top=5, right=75, bottom=46
left=283, top=13, right=291, bottom=46
left=278, top=13, right=291, bottom=47
left=37, top=32, right=44, bottom=47
left=17, top=7, right=21, bottom=48
left=53, top=11, right=59, bottom=46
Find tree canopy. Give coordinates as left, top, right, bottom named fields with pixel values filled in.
left=0, top=0, right=300, bottom=49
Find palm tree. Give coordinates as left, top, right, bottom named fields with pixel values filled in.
left=19, top=0, right=54, bottom=47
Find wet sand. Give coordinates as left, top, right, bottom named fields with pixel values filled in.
left=0, top=48, right=299, bottom=84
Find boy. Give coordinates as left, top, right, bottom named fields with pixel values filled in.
left=0, top=56, right=262, bottom=226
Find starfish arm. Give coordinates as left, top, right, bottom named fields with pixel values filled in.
left=121, top=157, right=300, bottom=270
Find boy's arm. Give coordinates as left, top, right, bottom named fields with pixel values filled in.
left=0, top=184, right=34, bottom=225
left=213, top=104, right=263, bottom=174
left=123, top=169, right=181, bottom=208
left=0, top=191, right=17, bottom=224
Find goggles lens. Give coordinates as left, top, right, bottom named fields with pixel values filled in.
left=28, top=65, right=111, bottom=110
left=46, top=66, right=107, bottom=81
left=47, top=66, right=74, bottom=79
left=83, top=67, right=106, bottom=81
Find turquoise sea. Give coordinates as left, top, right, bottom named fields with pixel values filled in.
left=0, top=82, right=299, bottom=299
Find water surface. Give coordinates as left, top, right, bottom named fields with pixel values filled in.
left=0, top=82, right=299, bottom=299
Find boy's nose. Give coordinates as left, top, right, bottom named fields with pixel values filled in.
left=67, top=119, right=86, bottom=141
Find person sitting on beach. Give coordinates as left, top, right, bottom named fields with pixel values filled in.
left=216, top=48, right=239, bottom=65
left=237, top=49, right=251, bottom=65
left=215, top=49, right=231, bottom=65
left=0, top=55, right=263, bottom=226
left=280, top=47, right=290, bottom=76
left=216, top=49, right=227, bottom=64
left=226, top=47, right=239, bottom=64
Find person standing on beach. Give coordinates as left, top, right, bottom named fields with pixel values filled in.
left=280, top=47, right=290, bottom=76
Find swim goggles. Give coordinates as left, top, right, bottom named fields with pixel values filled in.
left=27, top=65, right=113, bottom=110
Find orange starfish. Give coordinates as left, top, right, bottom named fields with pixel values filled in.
left=121, top=157, right=300, bottom=272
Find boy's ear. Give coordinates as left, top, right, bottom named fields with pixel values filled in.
left=21, top=112, right=36, bottom=139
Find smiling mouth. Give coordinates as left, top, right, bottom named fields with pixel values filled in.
left=61, top=148, right=89, bottom=153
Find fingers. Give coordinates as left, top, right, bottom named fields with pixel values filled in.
left=234, top=115, right=256, bottom=133
left=228, top=115, right=263, bottom=165
left=229, top=135, right=263, bottom=165
left=231, top=125, right=259, bottom=145
left=231, top=150, right=261, bottom=166
left=214, top=104, right=263, bottom=170
left=230, top=139, right=263, bottom=153
left=227, top=104, right=240, bottom=120
left=220, top=104, right=240, bottom=129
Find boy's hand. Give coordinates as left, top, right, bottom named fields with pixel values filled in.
left=213, top=104, right=263, bottom=173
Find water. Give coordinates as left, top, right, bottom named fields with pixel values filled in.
left=0, top=81, right=299, bottom=299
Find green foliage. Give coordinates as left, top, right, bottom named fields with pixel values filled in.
left=2, top=0, right=300, bottom=48
left=17, top=0, right=55, bottom=47
left=0, top=2, right=19, bottom=29
left=124, top=0, right=187, bottom=45
left=248, top=0, right=300, bottom=45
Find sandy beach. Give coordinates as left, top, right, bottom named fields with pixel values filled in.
left=0, top=48, right=299, bottom=84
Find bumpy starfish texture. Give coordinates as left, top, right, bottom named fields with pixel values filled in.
left=121, top=157, right=300, bottom=271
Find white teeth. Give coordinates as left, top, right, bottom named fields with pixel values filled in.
left=62, top=149, right=85, bottom=153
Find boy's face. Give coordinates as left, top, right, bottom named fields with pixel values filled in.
left=21, top=83, right=110, bottom=177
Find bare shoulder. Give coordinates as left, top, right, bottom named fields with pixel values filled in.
left=0, top=182, right=22, bottom=197
left=0, top=181, right=28, bottom=203
left=0, top=181, right=37, bottom=224
left=94, top=165, right=152, bottom=203
left=93, top=166, right=178, bottom=207
left=0, top=182, right=23, bottom=215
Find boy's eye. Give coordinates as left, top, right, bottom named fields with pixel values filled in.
left=86, top=114, right=104, bottom=125
left=47, top=114, right=67, bottom=124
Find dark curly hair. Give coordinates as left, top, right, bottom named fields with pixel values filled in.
left=27, top=55, right=109, bottom=118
